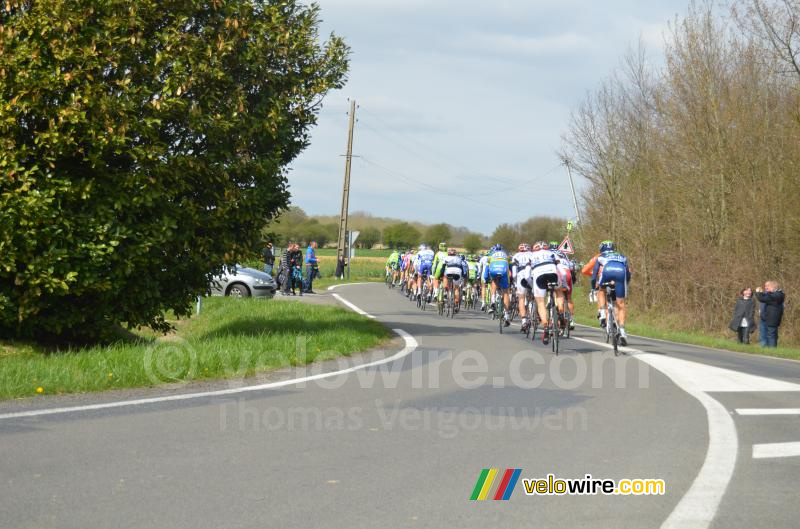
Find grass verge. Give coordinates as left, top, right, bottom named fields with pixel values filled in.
left=571, top=285, right=800, bottom=361
left=0, top=297, right=389, bottom=400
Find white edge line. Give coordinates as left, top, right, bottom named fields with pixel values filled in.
left=0, top=330, right=417, bottom=421
left=571, top=335, right=736, bottom=529
left=736, top=408, right=800, bottom=416
left=331, top=293, right=377, bottom=319
left=573, top=322, right=800, bottom=364
left=752, top=442, right=800, bottom=459
left=327, top=282, right=373, bottom=291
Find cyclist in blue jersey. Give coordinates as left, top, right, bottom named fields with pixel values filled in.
left=482, top=244, right=511, bottom=326
left=591, top=240, right=632, bottom=345
left=414, top=243, right=435, bottom=302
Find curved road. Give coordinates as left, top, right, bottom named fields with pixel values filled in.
left=1, top=283, right=799, bottom=528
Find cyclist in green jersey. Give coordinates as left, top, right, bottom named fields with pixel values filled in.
left=431, top=242, right=448, bottom=302
left=386, top=249, right=400, bottom=285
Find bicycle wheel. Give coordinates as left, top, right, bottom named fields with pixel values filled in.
left=610, top=313, right=620, bottom=356
left=563, top=305, right=571, bottom=339
left=496, top=294, right=504, bottom=334
left=550, top=292, right=559, bottom=354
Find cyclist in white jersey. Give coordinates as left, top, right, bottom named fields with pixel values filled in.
left=477, top=252, right=491, bottom=310
left=511, top=243, right=534, bottom=332
left=530, top=241, right=564, bottom=344
left=442, top=248, right=468, bottom=310
left=551, top=241, right=576, bottom=330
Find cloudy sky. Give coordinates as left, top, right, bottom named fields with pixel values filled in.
left=287, top=0, right=690, bottom=235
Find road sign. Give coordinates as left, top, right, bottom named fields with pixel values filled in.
left=558, top=237, right=574, bottom=255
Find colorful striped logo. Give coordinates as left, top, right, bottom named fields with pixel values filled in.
left=470, top=469, right=522, bottom=500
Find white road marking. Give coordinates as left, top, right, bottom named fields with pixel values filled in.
left=331, top=293, right=377, bottom=318
left=573, top=322, right=800, bottom=364
left=736, top=408, right=800, bottom=416
left=571, top=334, right=800, bottom=529
left=0, top=330, right=418, bottom=421
left=326, top=282, right=374, bottom=291
left=753, top=442, right=800, bottom=459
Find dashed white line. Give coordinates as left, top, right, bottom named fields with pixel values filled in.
left=752, top=442, right=800, bottom=459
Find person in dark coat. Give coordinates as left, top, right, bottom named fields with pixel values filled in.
left=262, top=242, right=275, bottom=276
left=755, top=281, right=785, bottom=348
left=729, top=287, right=756, bottom=344
left=286, top=243, right=304, bottom=296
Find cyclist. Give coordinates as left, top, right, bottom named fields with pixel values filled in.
left=531, top=241, right=564, bottom=344
left=386, top=249, right=400, bottom=285
left=512, top=242, right=534, bottom=333
left=591, top=240, right=632, bottom=345
left=478, top=251, right=491, bottom=310
left=414, top=243, right=435, bottom=301
left=550, top=240, right=576, bottom=330
left=466, top=254, right=479, bottom=306
left=483, top=243, right=511, bottom=326
left=441, top=248, right=468, bottom=311
left=431, top=242, right=449, bottom=302
left=401, top=248, right=415, bottom=293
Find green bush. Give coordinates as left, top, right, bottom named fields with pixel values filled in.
left=0, top=0, right=348, bottom=339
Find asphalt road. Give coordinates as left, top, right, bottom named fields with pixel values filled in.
left=1, top=283, right=799, bottom=529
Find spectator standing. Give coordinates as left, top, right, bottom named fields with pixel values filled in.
left=303, top=241, right=319, bottom=294
left=287, top=243, right=304, bottom=296
left=262, top=242, right=275, bottom=276
left=729, top=287, right=756, bottom=344
left=755, top=281, right=785, bottom=348
left=277, top=245, right=290, bottom=294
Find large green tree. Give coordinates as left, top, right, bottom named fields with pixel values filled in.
left=424, top=223, right=452, bottom=246
left=0, top=0, right=348, bottom=339
left=383, top=222, right=421, bottom=249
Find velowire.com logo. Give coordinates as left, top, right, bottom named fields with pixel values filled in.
left=470, top=469, right=522, bottom=500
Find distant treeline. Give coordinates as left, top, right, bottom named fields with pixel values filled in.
left=264, top=207, right=567, bottom=253
left=561, top=0, right=800, bottom=344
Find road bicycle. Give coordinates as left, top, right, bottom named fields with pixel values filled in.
left=600, top=280, right=622, bottom=356
left=544, top=281, right=561, bottom=355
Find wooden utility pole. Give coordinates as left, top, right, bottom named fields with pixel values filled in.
left=336, top=100, right=356, bottom=278
left=562, top=156, right=583, bottom=226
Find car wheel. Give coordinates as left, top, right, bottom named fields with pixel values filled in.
left=226, top=283, right=251, bottom=298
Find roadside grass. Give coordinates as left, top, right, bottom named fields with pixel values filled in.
left=571, top=285, right=800, bottom=361
left=0, top=297, right=389, bottom=400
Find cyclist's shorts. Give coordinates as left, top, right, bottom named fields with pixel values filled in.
left=446, top=272, right=463, bottom=285
left=557, top=265, right=573, bottom=293
left=434, top=262, right=446, bottom=279
left=489, top=270, right=509, bottom=290
left=400, top=259, right=408, bottom=271
left=598, top=264, right=628, bottom=299
left=533, top=263, right=560, bottom=298
left=418, top=261, right=432, bottom=277
left=389, top=262, right=399, bottom=271
left=515, top=269, right=532, bottom=295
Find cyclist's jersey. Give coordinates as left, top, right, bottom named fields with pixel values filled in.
left=415, top=249, right=434, bottom=275
left=553, top=250, right=574, bottom=270
left=487, top=250, right=510, bottom=275
left=478, top=255, right=490, bottom=280
left=593, top=252, right=630, bottom=282
left=386, top=251, right=400, bottom=268
left=432, top=251, right=448, bottom=274
left=530, top=249, right=557, bottom=268
left=444, top=255, right=467, bottom=277
left=511, top=251, right=534, bottom=277
left=467, top=260, right=479, bottom=281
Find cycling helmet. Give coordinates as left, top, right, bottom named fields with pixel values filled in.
left=447, top=248, right=457, bottom=256
left=599, top=240, right=615, bottom=253
left=549, top=241, right=560, bottom=250
left=518, top=242, right=531, bottom=252
left=418, top=243, right=428, bottom=251
left=533, top=240, right=547, bottom=251
left=490, top=243, right=504, bottom=253
left=438, top=242, right=447, bottom=251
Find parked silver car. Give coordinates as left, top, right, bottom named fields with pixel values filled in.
left=209, top=265, right=277, bottom=298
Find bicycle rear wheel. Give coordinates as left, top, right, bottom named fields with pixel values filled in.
left=550, top=292, right=559, bottom=355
